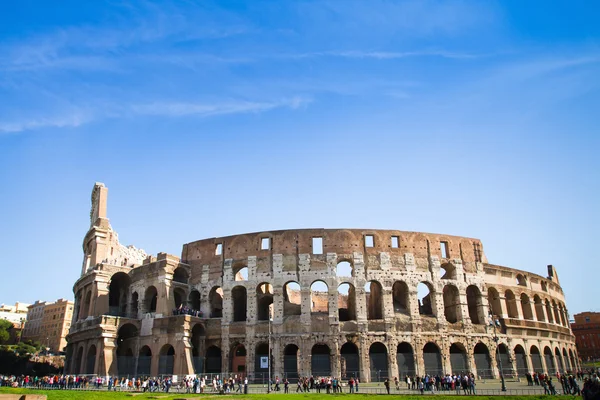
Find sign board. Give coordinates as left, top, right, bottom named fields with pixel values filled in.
left=260, top=356, right=269, bottom=369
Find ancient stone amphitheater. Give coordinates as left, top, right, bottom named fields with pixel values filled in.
left=66, top=183, right=578, bottom=381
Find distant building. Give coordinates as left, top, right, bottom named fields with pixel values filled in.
left=21, top=299, right=74, bottom=353
left=0, top=302, right=30, bottom=325
left=571, top=312, right=600, bottom=361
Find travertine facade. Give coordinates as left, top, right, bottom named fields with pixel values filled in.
left=22, top=299, right=74, bottom=353
left=66, top=183, right=579, bottom=380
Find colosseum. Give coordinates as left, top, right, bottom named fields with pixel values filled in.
left=65, top=183, right=579, bottom=381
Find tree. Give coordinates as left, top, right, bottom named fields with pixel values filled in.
left=0, top=319, right=12, bottom=344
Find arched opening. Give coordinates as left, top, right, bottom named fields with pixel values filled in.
left=75, top=347, right=84, bottom=374
left=173, top=287, right=186, bottom=309
left=311, top=344, right=331, bottom=377
left=555, top=347, right=564, bottom=373
left=254, top=342, right=270, bottom=381
left=417, top=282, right=434, bottom=316
left=116, top=323, right=138, bottom=376
left=530, top=345, right=543, bottom=372
left=497, top=344, right=510, bottom=377
left=209, top=287, right=223, bottom=318
left=108, top=272, right=131, bottom=317
left=340, top=342, right=359, bottom=379
left=173, top=267, right=189, bottom=284
left=86, top=345, right=96, bottom=374
left=137, top=346, right=152, bottom=376
left=443, top=284, right=461, bottom=323
left=189, top=290, right=200, bottom=312
left=514, top=345, right=527, bottom=376
left=569, top=349, right=575, bottom=372
left=130, top=292, right=139, bottom=317
left=450, top=343, right=468, bottom=374
left=440, top=263, right=457, bottom=279
left=191, top=324, right=206, bottom=374
left=559, top=304, right=567, bottom=326
left=338, top=283, right=356, bottom=321
left=365, top=281, right=383, bottom=320
left=487, top=287, right=502, bottom=317
left=284, top=344, right=299, bottom=381
left=466, top=285, right=484, bottom=324
left=534, top=295, right=545, bottom=322
left=563, top=348, right=571, bottom=372
left=232, top=286, right=247, bottom=322
left=310, top=281, right=329, bottom=313
left=336, top=261, right=353, bottom=277
left=392, top=281, right=409, bottom=314
left=474, top=343, right=492, bottom=379
left=230, top=343, right=246, bottom=374
left=145, top=286, right=158, bottom=313
left=396, top=342, right=415, bottom=377
left=545, top=299, right=554, bottom=323
left=516, top=274, right=527, bottom=286
left=505, top=290, right=518, bottom=318
left=552, top=300, right=560, bottom=324
left=158, top=345, right=175, bottom=375
left=283, top=281, right=301, bottom=317
left=234, top=266, right=248, bottom=281
left=205, top=346, right=222, bottom=374
left=257, top=283, right=274, bottom=321
left=544, top=346, right=556, bottom=374
left=520, top=293, right=534, bottom=320
left=82, top=290, right=91, bottom=319
left=369, top=342, right=389, bottom=382
left=423, top=342, right=443, bottom=375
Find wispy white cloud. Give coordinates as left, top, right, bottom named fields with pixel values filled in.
left=0, top=112, right=92, bottom=134
left=281, top=50, right=480, bottom=60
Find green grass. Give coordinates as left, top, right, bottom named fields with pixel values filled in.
left=0, top=389, right=581, bottom=400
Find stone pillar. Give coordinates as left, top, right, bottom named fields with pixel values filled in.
left=300, top=288, right=311, bottom=326
left=458, top=293, right=470, bottom=324
left=156, top=276, right=172, bottom=317
left=272, top=286, right=283, bottom=324
left=99, top=338, right=117, bottom=376
left=388, top=341, right=399, bottom=380
left=331, top=340, right=340, bottom=378
left=359, top=336, right=370, bottom=382
left=489, top=347, right=500, bottom=379
left=413, top=341, right=424, bottom=377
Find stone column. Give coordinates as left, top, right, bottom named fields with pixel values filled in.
left=388, top=341, right=399, bottom=380
left=156, top=277, right=172, bottom=317
left=458, top=293, right=470, bottom=324
left=99, top=338, right=117, bottom=376
left=300, top=288, right=311, bottom=326
left=331, top=340, right=340, bottom=378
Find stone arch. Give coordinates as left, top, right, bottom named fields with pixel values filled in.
left=443, top=284, right=461, bottom=323
left=283, top=281, right=301, bottom=316
left=530, top=345, right=543, bottom=372
left=516, top=273, right=527, bottom=286
left=189, top=290, right=201, bottom=311
left=505, top=290, right=518, bottom=318
left=520, top=293, right=534, bottom=320
left=514, top=344, right=527, bottom=375
left=191, top=323, right=206, bottom=374
left=145, top=286, right=158, bottom=313
left=86, top=345, right=97, bottom=374
left=75, top=346, right=84, bottom=374
left=555, top=347, right=564, bottom=373
left=205, top=346, right=222, bottom=374
left=283, top=344, right=300, bottom=380
left=423, top=342, right=443, bottom=375
left=338, top=283, right=356, bottom=321
left=310, top=281, right=329, bottom=313
left=209, top=286, right=223, bottom=318
left=559, top=304, right=567, bottom=326
left=336, top=260, right=353, bottom=277
left=466, top=285, right=485, bottom=324
left=563, top=348, right=571, bottom=372
left=231, top=286, right=247, bottom=322
left=257, top=282, right=274, bottom=321
left=116, top=323, right=138, bottom=376
left=311, top=344, right=331, bottom=377
left=497, top=343, right=510, bottom=376
left=172, top=267, right=189, bottom=284
left=230, top=343, right=246, bottom=374
left=396, top=342, right=415, bottom=377
left=440, top=262, right=457, bottom=279
left=544, top=346, right=555, bottom=374
left=369, top=342, right=389, bottom=381
left=474, top=342, right=492, bottom=379
left=552, top=300, right=560, bottom=324
left=233, top=266, right=248, bottom=281
left=487, top=287, right=502, bottom=317
left=130, top=292, right=139, bottom=317
left=450, top=342, right=468, bottom=374
left=254, top=342, right=270, bottom=379
left=340, top=342, right=359, bottom=379
left=417, top=282, right=434, bottom=316
left=158, top=344, right=175, bottom=375
left=533, top=295, right=545, bottom=322
left=82, top=290, right=92, bottom=319
left=569, top=349, right=576, bottom=372
left=545, top=299, right=554, bottom=323
left=365, top=281, right=383, bottom=320
left=392, top=281, right=409, bottom=314
left=138, top=346, right=152, bottom=376
left=108, top=272, right=131, bottom=317
left=173, top=287, right=187, bottom=309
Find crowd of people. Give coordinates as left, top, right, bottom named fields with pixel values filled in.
left=172, top=305, right=203, bottom=317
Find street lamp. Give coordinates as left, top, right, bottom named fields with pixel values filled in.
left=488, top=312, right=506, bottom=392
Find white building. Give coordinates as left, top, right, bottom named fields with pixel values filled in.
left=0, top=302, right=30, bottom=324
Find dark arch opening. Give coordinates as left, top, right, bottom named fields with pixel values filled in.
left=520, top=293, right=534, bottom=320
left=137, top=346, right=152, bottom=376
left=474, top=343, right=492, bottom=379
left=108, top=272, right=130, bottom=317
left=340, top=342, right=359, bottom=379
left=173, top=267, right=189, bottom=284
left=530, top=345, right=543, bottom=372
left=417, top=282, right=434, bottom=316
left=232, top=286, right=247, bottom=322
left=191, top=324, right=206, bottom=373
left=116, top=323, right=138, bottom=376
left=544, top=346, right=556, bottom=374
left=209, top=287, right=223, bottom=318
left=283, top=281, right=301, bottom=317
left=230, top=343, right=246, bottom=374
left=257, top=283, right=274, bottom=321
left=450, top=343, right=468, bottom=374
left=283, top=344, right=299, bottom=381
left=311, top=344, right=331, bottom=376
left=392, top=281, right=409, bottom=314
left=173, top=287, right=186, bottom=309
left=497, top=344, right=510, bottom=377
left=396, top=342, right=415, bottom=378
left=205, top=346, right=222, bottom=373
left=158, top=345, right=175, bottom=375
left=145, top=286, right=158, bottom=313
left=514, top=345, right=527, bottom=376
left=86, top=345, right=96, bottom=374
left=338, top=283, right=356, bottom=321
left=466, top=285, right=484, bottom=324
left=369, top=342, right=389, bottom=381
left=505, top=290, right=518, bottom=318
left=443, top=284, right=461, bottom=323
left=423, top=342, right=443, bottom=375
left=365, top=281, right=383, bottom=320
left=487, top=287, right=502, bottom=317
left=255, top=342, right=270, bottom=380
left=189, top=290, right=200, bottom=311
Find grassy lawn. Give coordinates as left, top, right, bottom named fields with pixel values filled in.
left=0, top=389, right=581, bottom=400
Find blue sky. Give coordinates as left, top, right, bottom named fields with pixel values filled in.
left=0, top=1, right=598, bottom=315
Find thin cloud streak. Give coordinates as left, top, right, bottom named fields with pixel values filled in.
left=280, top=50, right=481, bottom=60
